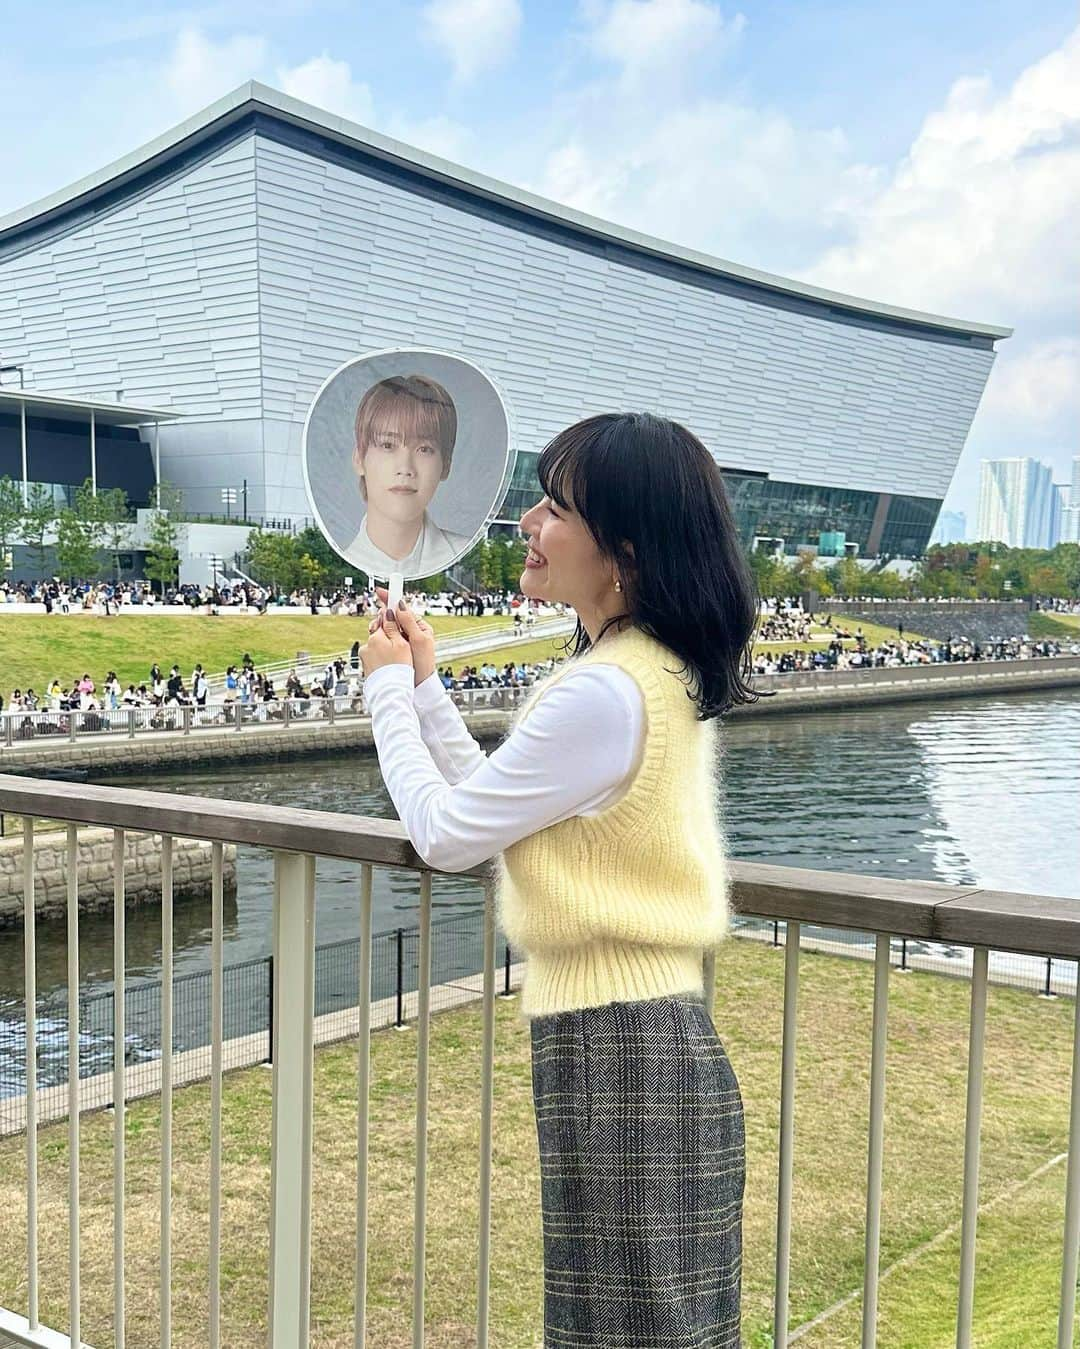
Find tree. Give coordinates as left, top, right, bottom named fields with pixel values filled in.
left=0, top=475, right=23, bottom=577
left=245, top=528, right=325, bottom=594
left=458, top=537, right=489, bottom=589
left=19, top=482, right=55, bottom=578
left=151, top=480, right=184, bottom=515
left=501, top=538, right=528, bottom=590
left=415, top=572, right=447, bottom=596
left=144, top=481, right=183, bottom=594
left=98, top=487, right=131, bottom=581
left=832, top=555, right=864, bottom=598
left=484, top=536, right=510, bottom=589
left=73, top=477, right=109, bottom=577
left=144, top=510, right=180, bottom=594
left=294, top=526, right=347, bottom=584
left=54, top=509, right=99, bottom=582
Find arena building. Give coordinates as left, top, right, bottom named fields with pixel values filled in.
left=0, top=82, right=1010, bottom=563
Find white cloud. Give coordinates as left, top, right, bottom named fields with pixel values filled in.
left=422, top=0, right=523, bottom=84
left=163, top=26, right=267, bottom=111
left=978, top=339, right=1080, bottom=431
left=520, top=14, right=1079, bottom=510
left=805, top=27, right=1080, bottom=328
left=801, top=27, right=1080, bottom=503
left=386, top=114, right=475, bottom=163
left=584, top=0, right=744, bottom=85
left=278, top=53, right=375, bottom=125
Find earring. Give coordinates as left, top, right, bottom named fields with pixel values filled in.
left=614, top=579, right=623, bottom=592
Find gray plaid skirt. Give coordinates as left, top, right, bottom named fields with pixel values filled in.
left=530, top=994, right=745, bottom=1348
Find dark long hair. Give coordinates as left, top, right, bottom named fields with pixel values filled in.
left=535, top=412, right=764, bottom=720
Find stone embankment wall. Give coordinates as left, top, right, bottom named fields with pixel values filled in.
left=818, top=599, right=1032, bottom=642
left=0, top=828, right=238, bottom=924
left=0, top=658, right=1078, bottom=778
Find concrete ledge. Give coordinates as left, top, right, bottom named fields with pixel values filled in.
left=0, top=827, right=237, bottom=925
left=1, top=659, right=1077, bottom=776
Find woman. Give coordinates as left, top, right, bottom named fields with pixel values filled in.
left=361, top=412, right=760, bottom=1348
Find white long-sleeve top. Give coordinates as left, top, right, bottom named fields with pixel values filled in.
left=361, top=663, right=645, bottom=873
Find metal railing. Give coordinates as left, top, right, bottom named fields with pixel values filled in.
left=3, top=655, right=1078, bottom=755
left=0, top=685, right=537, bottom=751
left=0, top=773, right=1079, bottom=1347
left=0, top=912, right=520, bottom=1134
left=200, top=613, right=574, bottom=697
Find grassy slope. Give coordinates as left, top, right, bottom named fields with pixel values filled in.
left=1028, top=611, right=1080, bottom=640
left=0, top=938, right=1074, bottom=1347
left=0, top=612, right=507, bottom=693
left=455, top=615, right=924, bottom=675
left=0, top=608, right=969, bottom=694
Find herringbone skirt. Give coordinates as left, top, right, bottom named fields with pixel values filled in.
left=530, top=995, right=745, bottom=1348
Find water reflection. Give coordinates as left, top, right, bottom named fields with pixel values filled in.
left=0, top=687, right=1077, bottom=1089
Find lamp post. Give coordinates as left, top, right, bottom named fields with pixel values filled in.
left=206, top=553, right=222, bottom=605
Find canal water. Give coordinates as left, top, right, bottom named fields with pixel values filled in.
left=1, top=687, right=1078, bottom=1092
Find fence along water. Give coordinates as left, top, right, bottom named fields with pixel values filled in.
left=2, top=772, right=1080, bottom=1347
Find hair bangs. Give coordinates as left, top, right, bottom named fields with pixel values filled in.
left=369, top=395, right=444, bottom=450
left=354, top=375, right=457, bottom=456
left=537, top=424, right=593, bottom=516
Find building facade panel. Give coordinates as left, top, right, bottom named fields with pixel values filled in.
left=0, top=95, right=1006, bottom=555
left=252, top=135, right=995, bottom=524
left=0, top=136, right=262, bottom=430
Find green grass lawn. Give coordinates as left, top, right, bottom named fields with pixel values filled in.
left=0, top=609, right=938, bottom=697
left=0, top=612, right=508, bottom=694
left=451, top=615, right=922, bottom=677
left=0, top=938, right=1075, bottom=1347
left=1028, top=611, right=1080, bottom=640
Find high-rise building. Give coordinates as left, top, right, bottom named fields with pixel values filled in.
left=1051, top=484, right=1067, bottom=547
left=930, top=509, right=967, bottom=545
left=1060, top=458, right=1080, bottom=543
left=977, top=458, right=1056, bottom=548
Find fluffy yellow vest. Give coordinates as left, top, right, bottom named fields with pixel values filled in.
left=496, top=624, right=730, bottom=1017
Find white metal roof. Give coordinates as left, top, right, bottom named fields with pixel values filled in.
left=0, top=389, right=182, bottom=426
left=0, top=80, right=1012, bottom=342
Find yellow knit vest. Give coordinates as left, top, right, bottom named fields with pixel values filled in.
left=496, top=625, right=730, bottom=1017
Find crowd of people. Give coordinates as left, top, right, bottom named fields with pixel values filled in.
left=0, top=576, right=564, bottom=619
left=0, top=593, right=568, bottom=739
left=751, top=632, right=1070, bottom=675
left=1, top=585, right=1075, bottom=736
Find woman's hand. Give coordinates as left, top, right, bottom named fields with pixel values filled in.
left=367, top=588, right=437, bottom=687
left=360, top=603, right=414, bottom=678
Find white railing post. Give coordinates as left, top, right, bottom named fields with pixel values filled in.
left=210, top=841, right=224, bottom=1349
left=1058, top=967, right=1080, bottom=1347
left=414, top=872, right=433, bottom=1348
left=66, top=824, right=81, bottom=1349
left=774, top=920, right=800, bottom=1349
left=112, top=828, right=127, bottom=1349
left=862, top=933, right=890, bottom=1347
left=22, top=818, right=38, bottom=1332
left=354, top=864, right=374, bottom=1349
left=268, top=851, right=316, bottom=1349
left=956, top=946, right=989, bottom=1347
left=160, top=836, right=174, bottom=1349
left=476, top=876, right=497, bottom=1348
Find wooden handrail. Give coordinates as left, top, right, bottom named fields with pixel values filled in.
left=2, top=773, right=1077, bottom=957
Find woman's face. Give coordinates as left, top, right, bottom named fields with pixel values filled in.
left=354, top=416, right=445, bottom=523
left=518, top=493, right=619, bottom=612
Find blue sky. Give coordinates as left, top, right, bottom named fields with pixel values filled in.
left=1, top=0, right=1077, bottom=529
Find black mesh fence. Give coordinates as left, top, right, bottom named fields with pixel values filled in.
left=0, top=912, right=515, bottom=1133
left=1, top=908, right=1071, bottom=1134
